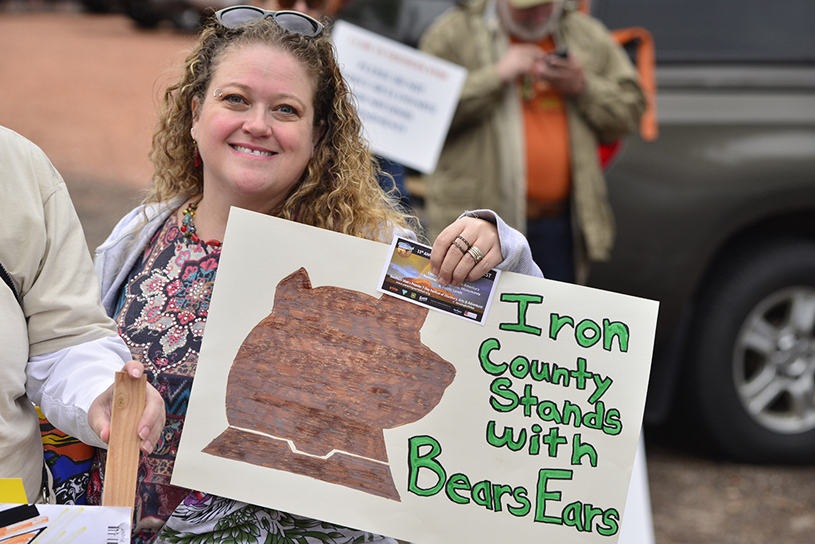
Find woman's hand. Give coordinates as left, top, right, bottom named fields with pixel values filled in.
left=431, top=216, right=502, bottom=287
left=88, top=360, right=166, bottom=455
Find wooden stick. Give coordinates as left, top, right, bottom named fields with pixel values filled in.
left=102, top=370, right=146, bottom=508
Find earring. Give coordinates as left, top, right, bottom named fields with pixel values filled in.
left=193, top=139, right=201, bottom=168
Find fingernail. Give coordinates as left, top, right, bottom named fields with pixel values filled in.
left=139, top=429, right=148, bottom=441
left=131, top=368, right=142, bottom=379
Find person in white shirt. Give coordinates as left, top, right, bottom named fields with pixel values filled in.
left=0, top=125, right=165, bottom=503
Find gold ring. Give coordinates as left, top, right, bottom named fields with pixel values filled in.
left=451, top=239, right=468, bottom=255
left=467, top=246, right=484, bottom=264
left=456, top=235, right=471, bottom=251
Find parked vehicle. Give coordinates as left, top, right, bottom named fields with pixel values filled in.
left=79, top=0, right=122, bottom=13
left=121, top=0, right=238, bottom=30
left=339, top=0, right=815, bottom=464
left=335, top=0, right=453, bottom=47
left=587, top=0, right=815, bottom=464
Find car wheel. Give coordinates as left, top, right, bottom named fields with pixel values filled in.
left=685, top=239, right=815, bottom=463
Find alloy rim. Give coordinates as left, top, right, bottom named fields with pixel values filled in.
left=733, top=286, right=815, bottom=434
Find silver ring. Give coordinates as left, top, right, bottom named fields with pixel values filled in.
left=467, top=246, right=484, bottom=264
left=456, top=235, right=471, bottom=251
left=451, top=239, right=468, bottom=255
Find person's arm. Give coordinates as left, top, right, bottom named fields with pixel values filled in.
left=462, top=209, right=542, bottom=277
left=419, top=12, right=507, bottom=134
left=568, top=21, right=646, bottom=142
left=26, top=335, right=165, bottom=454
left=15, top=133, right=164, bottom=453
left=430, top=210, right=543, bottom=287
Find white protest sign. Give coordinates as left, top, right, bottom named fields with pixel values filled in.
left=332, top=20, right=467, bottom=174
left=173, top=208, right=658, bottom=544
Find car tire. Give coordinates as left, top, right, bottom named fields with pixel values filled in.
left=684, top=239, right=815, bottom=464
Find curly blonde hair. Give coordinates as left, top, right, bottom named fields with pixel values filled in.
left=146, top=15, right=420, bottom=242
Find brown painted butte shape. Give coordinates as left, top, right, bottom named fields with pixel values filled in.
left=204, top=267, right=456, bottom=500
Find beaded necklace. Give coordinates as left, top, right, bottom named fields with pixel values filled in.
left=180, top=201, right=222, bottom=248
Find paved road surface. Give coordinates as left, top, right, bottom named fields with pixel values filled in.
left=3, top=8, right=815, bottom=544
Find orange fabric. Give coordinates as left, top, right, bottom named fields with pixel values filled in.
left=577, top=2, right=658, bottom=141
left=512, top=36, right=572, bottom=203
left=611, top=27, right=658, bottom=141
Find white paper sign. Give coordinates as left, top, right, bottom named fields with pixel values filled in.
left=332, top=20, right=467, bottom=174
left=173, top=208, right=658, bottom=544
left=0, top=503, right=131, bottom=543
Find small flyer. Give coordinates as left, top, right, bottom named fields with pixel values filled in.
left=377, top=236, right=500, bottom=325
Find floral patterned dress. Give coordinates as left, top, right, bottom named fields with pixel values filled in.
left=87, top=213, right=397, bottom=544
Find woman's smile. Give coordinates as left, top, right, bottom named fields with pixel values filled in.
left=230, top=143, right=276, bottom=157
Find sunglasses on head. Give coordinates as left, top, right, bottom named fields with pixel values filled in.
left=215, top=5, right=324, bottom=37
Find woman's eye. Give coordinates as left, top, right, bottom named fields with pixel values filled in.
left=223, top=94, right=247, bottom=105
left=277, top=104, right=298, bottom=115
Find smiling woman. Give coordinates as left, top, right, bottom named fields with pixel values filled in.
left=189, top=45, right=325, bottom=234
left=76, top=5, right=542, bottom=544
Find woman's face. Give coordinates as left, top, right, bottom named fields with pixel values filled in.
left=191, top=43, right=323, bottom=213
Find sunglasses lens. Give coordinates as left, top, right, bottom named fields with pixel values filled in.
left=274, top=12, right=322, bottom=37
left=218, top=6, right=265, bottom=28
left=215, top=6, right=323, bottom=37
